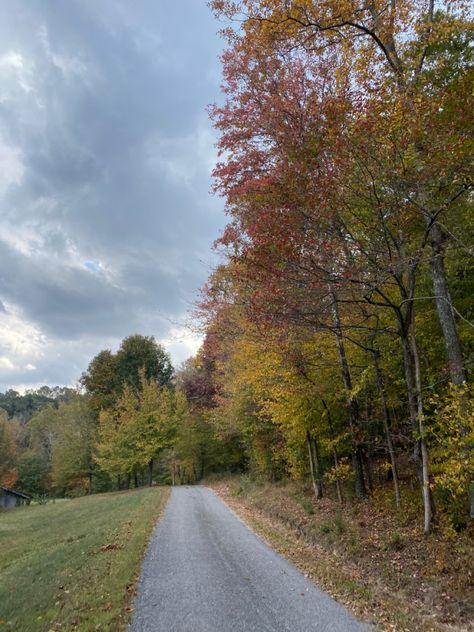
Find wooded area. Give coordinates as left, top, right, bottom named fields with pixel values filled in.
left=195, top=0, right=474, bottom=535
left=1, top=1, right=473, bottom=541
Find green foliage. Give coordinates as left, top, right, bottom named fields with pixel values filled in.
left=80, top=350, right=119, bottom=416
left=0, top=386, right=74, bottom=424
left=293, top=493, right=314, bottom=515
left=96, top=372, right=179, bottom=481
left=430, top=384, right=474, bottom=519
left=51, top=395, right=97, bottom=493
left=387, top=531, right=406, bottom=552
left=0, top=411, right=18, bottom=486
left=116, top=334, right=173, bottom=391
left=16, top=451, right=50, bottom=497
left=81, top=335, right=173, bottom=419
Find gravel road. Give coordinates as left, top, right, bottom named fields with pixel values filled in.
left=130, top=486, right=369, bottom=632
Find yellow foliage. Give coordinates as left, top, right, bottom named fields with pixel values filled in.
left=430, top=384, right=474, bottom=502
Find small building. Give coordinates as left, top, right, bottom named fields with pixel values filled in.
left=0, top=487, right=31, bottom=509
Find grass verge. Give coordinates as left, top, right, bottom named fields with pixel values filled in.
left=0, top=486, right=170, bottom=631
left=211, top=478, right=473, bottom=632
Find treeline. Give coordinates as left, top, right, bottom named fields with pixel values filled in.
left=0, top=335, right=228, bottom=497
left=0, top=387, right=75, bottom=424
left=0, top=336, right=177, bottom=496
left=186, top=0, right=474, bottom=534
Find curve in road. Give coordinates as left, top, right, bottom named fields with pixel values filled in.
left=130, top=486, right=370, bottom=632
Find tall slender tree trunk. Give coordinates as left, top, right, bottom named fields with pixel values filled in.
left=429, top=223, right=466, bottom=384
left=117, top=474, right=121, bottom=491
left=373, top=351, right=401, bottom=508
left=134, top=470, right=138, bottom=488
left=331, top=290, right=367, bottom=498
left=333, top=448, right=343, bottom=504
left=311, top=435, right=324, bottom=499
left=401, top=334, right=423, bottom=473
left=411, top=331, right=433, bottom=535
left=428, top=222, right=473, bottom=517
left=126, top=473, right=131, bottom=490
left=88, top=471, right=93, bottom=495
left=306, top=430, right=323, bottom=499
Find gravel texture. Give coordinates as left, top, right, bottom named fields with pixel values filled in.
left=130, top=486, right=369, bottom=632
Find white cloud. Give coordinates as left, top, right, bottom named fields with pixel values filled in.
left=0, top=50, right=34, bottom=96
left=38, top=24, right=91, bottom=83
left=160, top=326, right=202, bottom=368
left=0, top=138, right=24, bottom=197
left=0, top=303, right=46, bottom=362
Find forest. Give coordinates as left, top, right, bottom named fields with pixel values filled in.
left=1, top=0, right=473, bottom=541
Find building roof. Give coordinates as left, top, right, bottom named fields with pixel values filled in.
left=0, top=487, right=32, bottom=500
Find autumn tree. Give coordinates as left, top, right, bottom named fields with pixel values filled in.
left=210, top=0, right=474, bottom=528
left=96, top=372, right=178, bottom=487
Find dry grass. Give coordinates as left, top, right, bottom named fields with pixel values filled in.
left=211, top=477, right=474, bottom=632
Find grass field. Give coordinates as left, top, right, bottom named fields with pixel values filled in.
left=0, top=487, right=170, bottom=631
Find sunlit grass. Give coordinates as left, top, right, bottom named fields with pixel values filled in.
left=0, top=487, right=169, bottom=631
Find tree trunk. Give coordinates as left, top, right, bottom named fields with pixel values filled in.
left=401, top=327, right=435, bottom=532
left=117, top=474, right=121, bottom=491
left=373, top=352, right=401, bottom=508
left=429, top=223, right=466, bottom=384
left=88, top=471, right=93, bottom=495
left=429, top=223, right=473, bottom=517
left=333, top=448, right=343, bottom=504
left=331, top=291, right=367, bottom=498
left=411, top=331, right=433, bottom=535
left=306, top=430, right=323, bottom=499
left=126, top=473, right=131, bottom=490
left=311, top=435, right=324, bottom=499
left=401, top=334, right=423, bottom=475
left=148, top=459, right=153, bottom=487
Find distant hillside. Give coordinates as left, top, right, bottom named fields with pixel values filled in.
left=0, top=386, right=76, bottom=424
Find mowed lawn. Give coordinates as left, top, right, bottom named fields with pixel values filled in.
left=0, top=487, right=170, bottom=631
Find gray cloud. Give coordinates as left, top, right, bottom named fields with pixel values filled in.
left=0, top=0, right=225, bottom=390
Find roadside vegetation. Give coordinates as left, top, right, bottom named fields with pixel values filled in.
left=212, top=476, right=474, bottom=632
left=0, top=486, right=169, bottom=632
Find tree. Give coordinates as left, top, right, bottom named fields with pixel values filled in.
left=81, top=335, right=174, bottom=419
left=81, top=350, right=119, bottom=417
left=0, top=411, right=19, bottom=487
left=116, top=335, right=173, bottom=392
left=51, top=395, right=97, bottom=494
left=95, top=372, right=177, bottom=487
left=210, top=0, right=474, bottom=526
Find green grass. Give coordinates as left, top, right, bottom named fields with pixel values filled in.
left=0, top=487, right=170, bottom=631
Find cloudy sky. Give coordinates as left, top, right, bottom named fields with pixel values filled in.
left=0, top=0, right=226, bottom=392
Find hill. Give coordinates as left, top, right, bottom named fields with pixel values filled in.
left=0, top=486, right=169, bottom=631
